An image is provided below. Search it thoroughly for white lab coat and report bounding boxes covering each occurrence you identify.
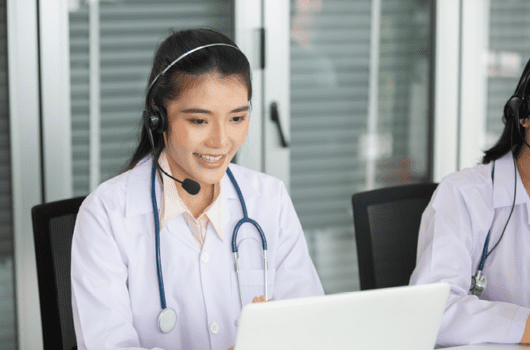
[410,152,530,347]
[71,157,324,350]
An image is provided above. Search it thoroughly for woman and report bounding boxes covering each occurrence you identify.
[71,29,324,350]
[410,58,530,347]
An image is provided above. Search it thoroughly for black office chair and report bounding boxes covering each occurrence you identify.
[32,196,86,350]
[352,183,437,290]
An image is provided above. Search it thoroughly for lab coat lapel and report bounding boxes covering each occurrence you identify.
[224,164,260,201]
[493,153,527,209]
[125,157,160,218]
[124,157,199,252]
[165,216,201,253]
[492,153,530,226]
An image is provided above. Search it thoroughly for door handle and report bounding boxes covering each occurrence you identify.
[270,102,288,148]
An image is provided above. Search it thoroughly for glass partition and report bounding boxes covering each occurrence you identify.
[289,0,433,293]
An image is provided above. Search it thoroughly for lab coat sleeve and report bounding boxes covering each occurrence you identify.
[272,182,325,299]
[71,192,167,350]
[409,176,530,347]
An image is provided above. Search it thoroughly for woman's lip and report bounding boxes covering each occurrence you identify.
[193,153,226,167]
[195,153,225,157]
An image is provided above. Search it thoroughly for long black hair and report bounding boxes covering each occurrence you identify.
[124,28,252,171]
[482,57,530,164]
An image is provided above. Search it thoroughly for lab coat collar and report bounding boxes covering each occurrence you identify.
[224,164,260,200]
[125,157,159,218]
[492,152,528,210]
[125,158,260,218]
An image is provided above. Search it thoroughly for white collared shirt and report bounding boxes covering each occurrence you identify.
[410,152,530,347]
[158,151,224,249]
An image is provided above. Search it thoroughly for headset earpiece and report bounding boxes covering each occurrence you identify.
[149,105,168,134]
[507,95,523,118]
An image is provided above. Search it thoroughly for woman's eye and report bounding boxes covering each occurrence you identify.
[231,116,246,122]
[191,119,206,125]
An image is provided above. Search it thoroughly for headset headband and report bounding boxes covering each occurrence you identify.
[146,43,240,100]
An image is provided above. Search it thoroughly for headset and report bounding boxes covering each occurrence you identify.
[470,63,530,296]
[143,43,240,195]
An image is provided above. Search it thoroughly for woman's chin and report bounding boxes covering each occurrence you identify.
[190,166,229,187]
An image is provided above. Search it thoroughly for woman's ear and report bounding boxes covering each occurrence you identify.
[520,118,529,128]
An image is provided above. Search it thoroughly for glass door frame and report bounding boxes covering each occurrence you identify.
[8,0,43,349]
[433,0,490,181]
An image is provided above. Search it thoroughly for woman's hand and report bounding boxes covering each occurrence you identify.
[521,315,530,344]
[227,347,234,350]
[252,295,274,303]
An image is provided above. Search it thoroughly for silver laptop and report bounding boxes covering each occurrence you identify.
[235,283,449,350]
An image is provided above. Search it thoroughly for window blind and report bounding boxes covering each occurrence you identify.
[486,1,530,145]
[0,0,16,347]
[290,0,432,294]
[69,0,233,196]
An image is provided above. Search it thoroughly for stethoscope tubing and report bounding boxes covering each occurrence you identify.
[151,164,269,322]
[478,232,490,272]
[473,156,517,296]
[151,166,168,310]
[226,167,269,305]
[226,168,267,252]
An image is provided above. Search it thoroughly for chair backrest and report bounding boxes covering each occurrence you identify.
[351,183,437,290]
[32,196,86,350]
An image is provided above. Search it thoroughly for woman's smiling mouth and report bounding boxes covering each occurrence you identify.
[194,153,224,162]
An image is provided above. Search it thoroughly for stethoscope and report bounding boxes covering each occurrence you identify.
[470,158,517,297]
[150,164,268,333]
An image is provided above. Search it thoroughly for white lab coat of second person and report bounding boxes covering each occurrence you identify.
[71,157,324,350]
[410,152,530,347]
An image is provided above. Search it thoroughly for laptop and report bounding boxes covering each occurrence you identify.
[234,283,449,350]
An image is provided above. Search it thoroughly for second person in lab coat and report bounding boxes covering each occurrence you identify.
[410,57,530,347]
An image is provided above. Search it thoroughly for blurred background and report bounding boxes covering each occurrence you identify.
[1,0,527,348]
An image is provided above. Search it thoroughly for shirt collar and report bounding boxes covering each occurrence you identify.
[492,152,528,209]
[158,151,224,240]
[125,155,261,219]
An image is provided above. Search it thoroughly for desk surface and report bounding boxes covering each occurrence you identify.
[444,345,530,349]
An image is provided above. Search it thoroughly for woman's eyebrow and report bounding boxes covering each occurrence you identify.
[181,108,211,114]
[180,105,249,114]
[231,105,249,113]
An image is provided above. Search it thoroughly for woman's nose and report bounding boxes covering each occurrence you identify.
[208,122,227,148]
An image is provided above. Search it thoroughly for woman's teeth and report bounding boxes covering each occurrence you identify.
[194,153,223,162]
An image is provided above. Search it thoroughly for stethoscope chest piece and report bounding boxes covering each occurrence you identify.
[470,270,487,297]
[158,308,177,333]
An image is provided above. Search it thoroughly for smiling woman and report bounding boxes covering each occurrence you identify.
[70,28,324,350]
[163,75,250,217]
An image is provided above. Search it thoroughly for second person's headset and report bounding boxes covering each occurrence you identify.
[470,61,530,296]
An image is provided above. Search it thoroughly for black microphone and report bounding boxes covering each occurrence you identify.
[146,128,201,195]
[181,178,201,195]
[157,165,201,195]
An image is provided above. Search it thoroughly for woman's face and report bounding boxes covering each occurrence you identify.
[163,74,249,187]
